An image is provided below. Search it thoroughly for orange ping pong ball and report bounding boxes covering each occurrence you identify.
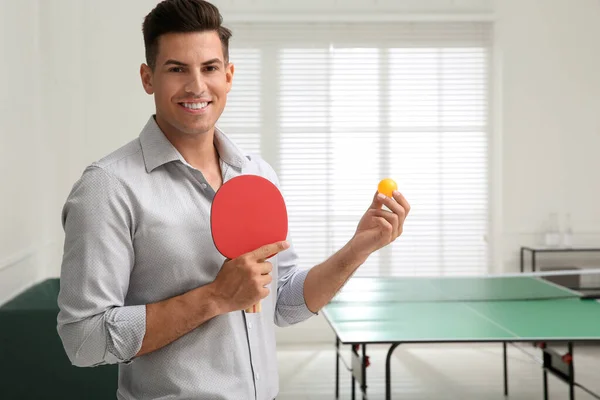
[378,178,397,198]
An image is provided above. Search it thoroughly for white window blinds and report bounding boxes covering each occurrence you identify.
[218,21,492,276]
[217,48,262,155]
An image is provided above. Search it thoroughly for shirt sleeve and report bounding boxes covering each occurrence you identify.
[57,165,146,367]
[274,242,317,327]
[248,155,317,327]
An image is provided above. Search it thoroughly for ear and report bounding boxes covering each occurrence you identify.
[140,64,154,95]
[225,62,234,94]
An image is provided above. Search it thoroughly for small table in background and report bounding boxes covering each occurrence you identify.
[520,246,600,273]
[520,246,600,294]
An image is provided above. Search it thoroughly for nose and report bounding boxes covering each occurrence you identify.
[184,71,207,96]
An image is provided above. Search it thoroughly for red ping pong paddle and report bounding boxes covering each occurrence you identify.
[210,174,288,313]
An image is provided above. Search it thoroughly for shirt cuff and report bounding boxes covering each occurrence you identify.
[276,269,318,326]
[105,304,146,364]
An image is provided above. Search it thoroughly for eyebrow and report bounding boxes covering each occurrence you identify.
[163,58,223,67]
[202,58,223,66]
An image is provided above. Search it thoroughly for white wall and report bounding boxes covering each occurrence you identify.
[36,0,156,281]
[1,0,599,343]
[495,0,600,273]
[212,0,493,20]
[0,0,45,305]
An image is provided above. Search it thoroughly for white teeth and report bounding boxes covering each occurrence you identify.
[182,102,208,110]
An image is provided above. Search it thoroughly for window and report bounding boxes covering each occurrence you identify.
[217,48,262,155]
[218,22,492,276]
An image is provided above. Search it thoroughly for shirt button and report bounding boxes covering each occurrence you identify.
[201,183,207,189]
[248,322,252,329]
[255,373,260,381]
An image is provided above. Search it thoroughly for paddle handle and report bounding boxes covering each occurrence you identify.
[245,302,262,313]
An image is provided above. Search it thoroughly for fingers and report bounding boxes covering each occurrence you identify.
[252,272,272,303]
[378,190,410,216]
[258,286,271,300]
[370,190,410,216]
[235,256,273,276]
[378,196,405,232]
[369,191,387,210]
[371,190,408,236]
[392,191,411,216]
[370,209,400,238]
[256,272,273,288]
[258,261,273,275]
[380,195,405,222]
[249,240,290,262]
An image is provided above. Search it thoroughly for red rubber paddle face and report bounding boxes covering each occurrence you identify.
[210,175,288,259]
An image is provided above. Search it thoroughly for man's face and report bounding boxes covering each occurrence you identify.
[140,31,234,138]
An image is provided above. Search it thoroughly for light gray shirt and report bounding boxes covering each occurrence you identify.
[57,116,316,400]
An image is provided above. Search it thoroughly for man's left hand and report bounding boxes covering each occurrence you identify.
[349,190,410,262]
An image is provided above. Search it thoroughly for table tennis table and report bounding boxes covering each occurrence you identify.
[322,275,600,400]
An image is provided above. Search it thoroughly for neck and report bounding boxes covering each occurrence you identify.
[172,133,219,171]
[155,116,219,171]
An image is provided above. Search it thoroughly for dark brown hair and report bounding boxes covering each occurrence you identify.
[142,0,232,70]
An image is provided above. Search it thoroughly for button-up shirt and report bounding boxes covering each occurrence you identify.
[57,116,316,400]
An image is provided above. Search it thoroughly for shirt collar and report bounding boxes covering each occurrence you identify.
[139,116,248,173]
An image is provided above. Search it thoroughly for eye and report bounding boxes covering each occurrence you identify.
[169,67,184,73]
[204,66,218,72]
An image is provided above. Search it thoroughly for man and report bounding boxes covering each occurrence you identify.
[57,0,410,399]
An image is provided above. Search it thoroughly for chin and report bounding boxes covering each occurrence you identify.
[165,115,211,135]
[180,123,214,135]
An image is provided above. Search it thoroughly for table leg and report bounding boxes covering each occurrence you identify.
[335,337,340,399]
[520,248,524,273]
[543,369,549,400]
[503,342,508,396]
[386,343,401,400]
[352,344,357,400]
[362,344,367,400]
[569,342,575,400]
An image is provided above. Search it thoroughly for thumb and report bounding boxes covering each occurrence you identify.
[369,191,386,210]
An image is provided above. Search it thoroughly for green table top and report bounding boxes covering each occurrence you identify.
[322,276,600,344]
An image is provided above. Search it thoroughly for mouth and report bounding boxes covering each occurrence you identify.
[178,101,212,114]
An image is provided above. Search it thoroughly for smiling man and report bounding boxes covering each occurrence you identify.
[56,1,409,399]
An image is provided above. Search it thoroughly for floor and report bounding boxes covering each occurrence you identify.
[276,342,600,399]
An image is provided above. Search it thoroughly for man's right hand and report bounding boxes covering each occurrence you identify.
[211,240,290,314]
[135,242,289,358]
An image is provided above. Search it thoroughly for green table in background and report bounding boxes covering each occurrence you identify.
[0,279,117,399]
[323,275,600,400]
